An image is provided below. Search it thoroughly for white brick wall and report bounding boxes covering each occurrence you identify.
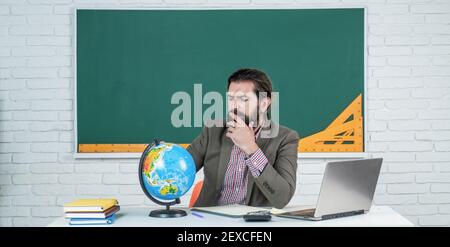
[1,0,450,227]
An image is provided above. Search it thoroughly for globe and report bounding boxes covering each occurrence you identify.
[138,140,196,217]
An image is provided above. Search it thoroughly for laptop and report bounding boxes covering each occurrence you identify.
[277,158,383,221]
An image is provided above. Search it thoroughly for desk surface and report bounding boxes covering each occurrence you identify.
[48,206,413,227]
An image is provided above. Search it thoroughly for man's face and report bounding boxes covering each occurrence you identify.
[227,81,260,127]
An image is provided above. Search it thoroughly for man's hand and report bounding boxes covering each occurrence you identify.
[226,112,259,156]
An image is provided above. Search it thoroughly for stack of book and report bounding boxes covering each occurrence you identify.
[64,198,120,225]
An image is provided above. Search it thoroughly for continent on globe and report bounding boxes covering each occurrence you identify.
[160,184,178,196]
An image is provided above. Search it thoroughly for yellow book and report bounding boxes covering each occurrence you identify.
[64,198,118,212]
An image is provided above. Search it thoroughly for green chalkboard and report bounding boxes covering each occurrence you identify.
[76,8,365,152]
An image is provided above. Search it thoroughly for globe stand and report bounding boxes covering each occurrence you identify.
[139,139,189,218]
[149,204,187,218]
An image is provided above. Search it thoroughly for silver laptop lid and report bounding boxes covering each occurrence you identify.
[314,158,383,218]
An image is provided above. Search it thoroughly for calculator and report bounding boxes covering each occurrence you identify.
[243,211,272,222]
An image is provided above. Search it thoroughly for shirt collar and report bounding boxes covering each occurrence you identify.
[254,120,264,139]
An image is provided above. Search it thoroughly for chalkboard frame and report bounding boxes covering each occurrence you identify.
[73,6,369,159]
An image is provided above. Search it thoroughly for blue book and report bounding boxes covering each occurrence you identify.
[69,214,116,225]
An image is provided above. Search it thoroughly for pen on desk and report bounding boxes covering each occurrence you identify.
[191,212,204,218]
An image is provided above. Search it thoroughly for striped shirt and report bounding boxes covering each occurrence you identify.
[218,127,269,205]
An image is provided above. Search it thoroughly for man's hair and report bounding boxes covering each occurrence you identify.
[227,68,273,98]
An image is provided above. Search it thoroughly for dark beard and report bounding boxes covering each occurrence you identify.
[229,108,258,127]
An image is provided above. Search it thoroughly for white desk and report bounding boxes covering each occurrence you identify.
[48,206,413,227]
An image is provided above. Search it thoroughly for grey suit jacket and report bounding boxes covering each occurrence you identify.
[187,121,299,209]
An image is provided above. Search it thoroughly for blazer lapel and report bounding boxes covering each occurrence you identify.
[245,121,273,205]
[215,129,233,197]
